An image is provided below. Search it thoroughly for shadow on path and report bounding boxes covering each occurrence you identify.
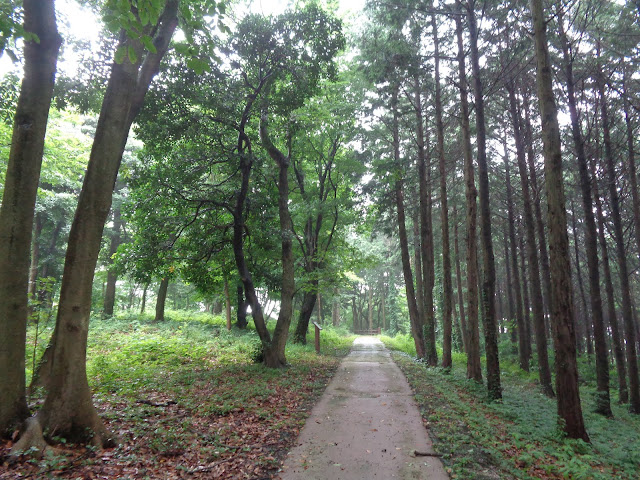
[277,337,449,479]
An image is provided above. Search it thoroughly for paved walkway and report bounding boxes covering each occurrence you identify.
[278,337,449,480]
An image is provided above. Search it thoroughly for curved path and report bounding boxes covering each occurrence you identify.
[277,337,449,479]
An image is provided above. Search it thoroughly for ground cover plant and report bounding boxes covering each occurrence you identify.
[381,334,640,480]
[0,313,354,479]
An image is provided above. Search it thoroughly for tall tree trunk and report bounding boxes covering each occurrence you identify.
[519,234,532,361]
[570,204,590,356]
[467,0,501,400]
[454,206,468,354]
[591,154,628,403]
[414,76,436,365]
[503,227,517,348]
[17,3,182,449]
[597,61,640,413]
[295,289,317,344]
[623,75,640,265]
[433,13,453,368]
[523,97,552,325]
[455,8,481,382]
[413,211,425,330]
[260,108,295,368]
[529,0,589,441]
[508,85,554,396]
[155,277,169,322]
[103,206,122,317]
[504,146,529,372]
[0,0,61,436]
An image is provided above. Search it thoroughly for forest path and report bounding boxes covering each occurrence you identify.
[277,337,449,480]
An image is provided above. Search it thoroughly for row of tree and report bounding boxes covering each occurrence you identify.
[355,0,640,442]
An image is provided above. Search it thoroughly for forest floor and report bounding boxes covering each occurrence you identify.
[278,336,449,480]
[382,335,640,480]
[0,312,355,479]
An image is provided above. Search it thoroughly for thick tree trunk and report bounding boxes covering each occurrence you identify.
[508,85,554,396]
[433,13,453,368]
[529,0,589,441]
[467,0,501,399]
[597,65,640,413]
[294,288,317,345]
[504,149,529,372]
[0,0,61,436]
[21,3,180,448]
[155,277,169,322]
[455,10,481,382]
[260,109,295,368]
[413,212,425,331]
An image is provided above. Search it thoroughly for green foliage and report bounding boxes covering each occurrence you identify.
[389,347,640,479]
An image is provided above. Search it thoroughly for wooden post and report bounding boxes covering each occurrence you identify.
[313,321,323,354]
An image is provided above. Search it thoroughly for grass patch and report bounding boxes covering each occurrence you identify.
[4,311,353,479]
[382,333,640,479]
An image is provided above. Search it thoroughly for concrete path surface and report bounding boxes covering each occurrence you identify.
[277,337,449,480]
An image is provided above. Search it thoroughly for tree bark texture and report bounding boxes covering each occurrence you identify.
[155,277,169,322]
[508,85,554,397]
[597,66,640,413]
[415,76,436,365]
[467,0,501,399]
[260,109,295,368]
[529,0,589,441]
[455,9,481,382]
[0,0,61,435]
[103,206,122,317]
[433,13,453,368]
[453,206,468,354]
[30,2,180,446]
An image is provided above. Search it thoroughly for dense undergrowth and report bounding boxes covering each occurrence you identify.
[381,333,640,480]
[1,311,355,479]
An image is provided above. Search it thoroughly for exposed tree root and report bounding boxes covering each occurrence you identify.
[9,413,118,457]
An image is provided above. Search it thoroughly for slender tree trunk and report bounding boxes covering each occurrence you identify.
[140,283,148,314]
[103,206,122,317]
[28,214,43,306]
[523,98,552,326]
[508,84,554,396]
[591,154,628,403]
[529,0,589,441]
[503,227,517,348]
[0,0,61,436]
[519,234,532,361]
[597,62,640,413]
[368,287,373,331]
[454,206,468,354]
[332,287,340,327]
[570,204,591,356]
[455,8,481,381]
[155,278,169,322]
[467,0,501,400]
[413,212,425,332]
[504,147,529,372]
[623,76,640,265]
[224,277,232,331]
[433,13,453,368]
[414,76,436,365]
